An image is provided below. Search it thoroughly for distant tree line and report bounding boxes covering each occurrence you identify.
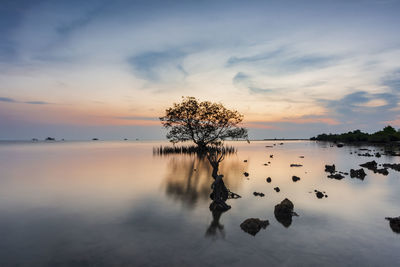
[310,126,400,143]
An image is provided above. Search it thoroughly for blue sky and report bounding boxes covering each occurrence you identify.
[1,0,400,140]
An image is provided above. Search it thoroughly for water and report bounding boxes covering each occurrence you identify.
[0,141,399,266]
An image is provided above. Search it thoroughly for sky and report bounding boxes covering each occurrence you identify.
[1,0,400,140]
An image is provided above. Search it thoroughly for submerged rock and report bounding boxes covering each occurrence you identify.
[360,160,378,170]
[385,217,400,234]
[274,198,298,228]
[327,173,345,180]
[266,177,272,183]
[325,164,336,173]
[292,176,301,182]
[253,192,265,197]
[350,168,367,180]
[290,164,303,167]
[240,218,269,236]
[383,163,400,172]
[360,160,389,175]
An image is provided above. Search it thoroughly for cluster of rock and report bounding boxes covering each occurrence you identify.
[359,160,389,175]
[382,163,400,172]
[290,164,303,167]
[253,192,265,197]
[350,168,367,180]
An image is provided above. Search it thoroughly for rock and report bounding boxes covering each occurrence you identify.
[375,152,381,158]
[266,177,272,183]
[350,168,367,179]
[244,160,247,162]
[124,138,128,141]
[270,155,273,158]
[45,137,55,141]
[299,156,304,158]
[274,187,280,192]
[274,198,298,228]
[383,163,400,172]
[327,173,345,180]
[280,143,284,145]
[316,191,324,198]
[360,160,389,175]
[360,160,377,170]
[385,217,400,233]
[243,172,249,177]
[337,143,344,147]
[375,168,389,175]
[92,138,98,141]
[265,145,273,148]
[32,138,38,141]
[263,163,268,166]
[325,164,336,173]
[290,164,303,167]
[253,192,265,197]
[358,153,373,157]
[240,218,269,236]
[292,176,301,182]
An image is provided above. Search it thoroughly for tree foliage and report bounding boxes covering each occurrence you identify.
[160,97,248,148]
[310,126,400,143]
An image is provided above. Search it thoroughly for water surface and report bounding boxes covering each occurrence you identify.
[0,141,399,266]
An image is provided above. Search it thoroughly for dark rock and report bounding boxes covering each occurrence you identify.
[350,168,367,180]
[337,143,344,147]
[358,153,373,157]
[316,191,324,198]
[253,192,265,197]
[263,163,268,166]
[327,173,345,180]
[290,164,303,167]
[299,156,304,158]
[92,138,98,141]
[243,172,249,177]
[280,143,284,145]
[375,168,389,175]
[240,218,269,236]
[244,160,247,162]
[375,152,381,158]
[292,176,301,182]
[32,138,38,141]
[274,198,298,228]
[360,160,377,170]
[266,177,272,183]
[383,163,400,172]
[385,217,400,234]
[45,137,55,141]
[274,187,280,192]
[265,145,273,148]
[325,164,336,173]
[270,155,273,158]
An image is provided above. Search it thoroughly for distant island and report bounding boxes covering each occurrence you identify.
[310,126,400,143]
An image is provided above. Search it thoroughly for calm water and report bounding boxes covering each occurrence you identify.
[0,140,399,266]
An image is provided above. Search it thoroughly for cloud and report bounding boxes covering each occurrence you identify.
[116,116,157,121]
[0,97,51,105]
[0,97,16,102]
[128,49,187,82]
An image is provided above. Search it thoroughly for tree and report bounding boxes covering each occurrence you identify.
[160,97,248,150]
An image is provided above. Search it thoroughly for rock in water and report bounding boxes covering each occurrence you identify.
[360,160,377,170]
[240,218,269,236]
[383,163,400,172]
[327,173,345,180]
[274,187,280,192]
[243,172,249,177]
[253,192,265,197]
[292,176,301,182]
[266,177,272,183]
[350,168,367,180]
[385,217,400,234]
[325,164,336,173]
[290,164,303,167]
[274,198,298,228]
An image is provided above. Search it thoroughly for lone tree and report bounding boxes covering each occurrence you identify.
[160,97,248,150]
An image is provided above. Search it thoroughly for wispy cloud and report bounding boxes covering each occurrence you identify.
[0,96,51,105]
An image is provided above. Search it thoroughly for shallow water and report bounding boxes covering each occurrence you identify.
[0,140,399,266]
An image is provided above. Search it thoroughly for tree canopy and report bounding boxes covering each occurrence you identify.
[160,97,248,148]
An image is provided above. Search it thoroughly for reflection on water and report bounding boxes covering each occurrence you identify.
[162,154,244,208]
[0,141,400,266]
